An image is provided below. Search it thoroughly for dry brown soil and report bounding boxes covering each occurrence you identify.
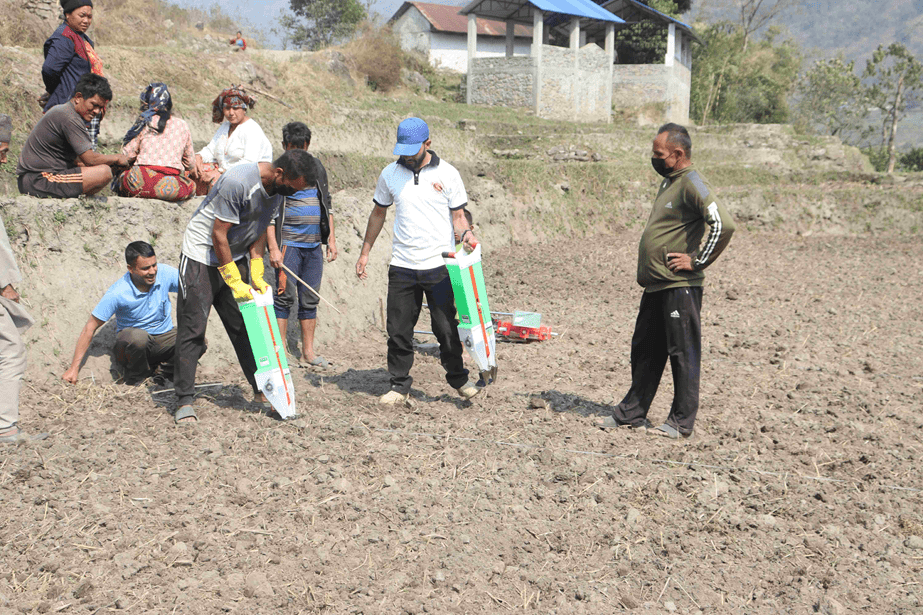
[2,230,922,614]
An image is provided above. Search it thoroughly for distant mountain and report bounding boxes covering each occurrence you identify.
[693,0,923,64]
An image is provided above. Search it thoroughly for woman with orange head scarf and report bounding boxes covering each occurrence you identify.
[191,86,272,195]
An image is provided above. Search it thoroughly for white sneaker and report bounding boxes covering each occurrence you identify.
[456,381,483,400]
[379,390,409,405]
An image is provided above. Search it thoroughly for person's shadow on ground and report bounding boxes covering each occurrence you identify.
[149,383,252,415]
[527,390,613,418]
[298,367,477,410]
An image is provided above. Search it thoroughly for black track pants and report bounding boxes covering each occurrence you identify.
[174,255,258,407]
[612,286,702,434]
[386,265,469,395]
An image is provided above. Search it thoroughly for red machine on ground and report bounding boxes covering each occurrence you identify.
[417,308,556,343]
[492,311,555,342]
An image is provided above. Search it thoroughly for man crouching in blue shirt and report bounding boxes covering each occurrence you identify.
[63,241,178,385]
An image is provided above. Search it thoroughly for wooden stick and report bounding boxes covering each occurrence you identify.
[246,85,293,109]
[281,263,343,315]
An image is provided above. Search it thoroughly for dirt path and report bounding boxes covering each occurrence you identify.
[2,230,921,614]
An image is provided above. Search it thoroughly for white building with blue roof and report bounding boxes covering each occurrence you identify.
[405,0,699,123]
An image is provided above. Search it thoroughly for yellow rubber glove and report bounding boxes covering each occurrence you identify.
[218,261,254,302]
[249,258,271,295]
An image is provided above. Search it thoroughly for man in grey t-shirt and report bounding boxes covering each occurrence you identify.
[173,151,315,424]
[16,74,129,198]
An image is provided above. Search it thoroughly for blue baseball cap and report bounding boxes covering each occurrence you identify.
[393,117,429,156]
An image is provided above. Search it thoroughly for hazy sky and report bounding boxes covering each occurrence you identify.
[178,0,467,47]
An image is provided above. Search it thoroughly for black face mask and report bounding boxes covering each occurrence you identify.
[651,156,673,177]
[272,181,298,197]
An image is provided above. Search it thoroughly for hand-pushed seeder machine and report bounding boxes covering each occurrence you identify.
[417,243,557,386]
[239,289,297,419]
[442,243,498,386]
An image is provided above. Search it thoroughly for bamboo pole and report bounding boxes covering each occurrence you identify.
[280,263,342,314]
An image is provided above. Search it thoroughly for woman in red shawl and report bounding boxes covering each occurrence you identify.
[40,0,106,147]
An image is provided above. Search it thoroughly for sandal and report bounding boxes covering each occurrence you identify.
[174,405,198,425]
[304,356,330,369]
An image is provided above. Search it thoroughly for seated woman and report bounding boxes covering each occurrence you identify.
[114,82,196,201]
[193,86,272,195]
[230,31,247,51]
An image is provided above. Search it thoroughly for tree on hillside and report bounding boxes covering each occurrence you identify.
[279,0,367,50]
[613,0,685,65]
[863,43,923,174]
[699,0,798,51]
[690,23,800,124]
[795,56,870,141]
[635,0,692,13]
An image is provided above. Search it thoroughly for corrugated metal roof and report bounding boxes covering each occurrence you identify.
[392,1,534,37]
[460,0,625,25]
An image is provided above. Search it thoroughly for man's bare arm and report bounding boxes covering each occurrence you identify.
[78,149,131,168]
[355,205,387,279]
[62,315,105,384]
[451,208,478,251]
[212,219,235,266]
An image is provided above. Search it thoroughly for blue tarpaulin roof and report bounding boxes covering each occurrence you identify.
[460,0,625,26]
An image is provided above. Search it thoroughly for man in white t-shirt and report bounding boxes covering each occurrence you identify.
[356,117,481,405]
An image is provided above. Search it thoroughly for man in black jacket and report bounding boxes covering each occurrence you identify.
[266,122,338,368]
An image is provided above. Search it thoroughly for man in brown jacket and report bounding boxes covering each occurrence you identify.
[598,123,736,439]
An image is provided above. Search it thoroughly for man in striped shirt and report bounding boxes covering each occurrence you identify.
[266,122,337,367]
[598,123,736,439]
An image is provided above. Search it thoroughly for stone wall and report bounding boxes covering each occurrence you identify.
[468,44,611,122]
[612,62,690,123]
[537,44,610,123]
[468,56,534,108]
[667,62,691,124]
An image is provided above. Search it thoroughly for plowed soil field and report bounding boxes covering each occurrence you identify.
[2,230,922,614]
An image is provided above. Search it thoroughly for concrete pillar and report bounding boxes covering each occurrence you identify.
[569,17,580,48]
[579,31,587,47]
[605,23,614,124]
[569,18,580,119]
[532,10,543,116]
[505,20,515,57]
[466,13,477,104]
[665,22,675,67]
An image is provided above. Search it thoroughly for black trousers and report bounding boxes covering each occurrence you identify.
[386,265,468,394]
[174,255,258,407]
[613,286,702,434]
[113,327,176,383]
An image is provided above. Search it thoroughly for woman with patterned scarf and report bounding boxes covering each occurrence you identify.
[112,83,197,202]
[191,86,273,196]
[40,0,106,148]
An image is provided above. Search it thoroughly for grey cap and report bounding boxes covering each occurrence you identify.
[0,114,11,143]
